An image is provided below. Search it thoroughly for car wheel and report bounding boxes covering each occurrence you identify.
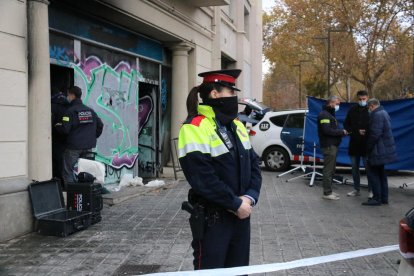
[262,146,290,172]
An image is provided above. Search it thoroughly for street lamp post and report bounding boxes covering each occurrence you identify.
[412,0,414,92]
[327,29,347,96]
[314,28,347,97]
[293,60,310,108]
[327,30,331,97]
[293,64,300,108]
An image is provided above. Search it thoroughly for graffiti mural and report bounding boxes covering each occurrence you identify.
[75,56,139,170]
[137,83,158,178]
[50,46,73,63]
[76,62,156,183]
[50,35,163,183]
[49,33,75,64]
[160,66,172,168]
[161,79,168,112]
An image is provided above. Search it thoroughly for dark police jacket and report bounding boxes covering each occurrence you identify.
[344,104,369,156]
[317,106,344,148]
[367,106,397,166]
[56,98,103,150]
[51,92,69,146]
[178,105,262,212]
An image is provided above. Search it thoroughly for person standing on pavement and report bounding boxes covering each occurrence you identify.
[56,86,104,188]
[344,90,371,198]
[362,98,397,206]
[317,96,348,200]
[178,69,262,270]
[51,86,69,183]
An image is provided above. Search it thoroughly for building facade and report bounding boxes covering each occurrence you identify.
[0,0,262,242]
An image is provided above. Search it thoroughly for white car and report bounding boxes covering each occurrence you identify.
[238,98,271,125]
[249,109,307,171]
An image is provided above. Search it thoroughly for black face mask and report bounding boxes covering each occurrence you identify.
[203,96,239,125]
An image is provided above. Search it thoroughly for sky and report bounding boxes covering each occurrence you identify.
[261,0,277,75]
[262,0,276,12]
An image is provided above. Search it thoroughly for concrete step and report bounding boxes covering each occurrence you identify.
[159,166,185,180]
[102,180,179,206]
[101,166,186,206]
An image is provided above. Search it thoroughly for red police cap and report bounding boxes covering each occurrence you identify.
[198,69,242,91]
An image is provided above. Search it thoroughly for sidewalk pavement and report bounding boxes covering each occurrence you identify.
[0,169,413,276]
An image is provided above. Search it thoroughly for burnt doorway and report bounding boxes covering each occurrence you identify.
[50,64,74,94]
[50,64,74,181]
[138,82,159,178]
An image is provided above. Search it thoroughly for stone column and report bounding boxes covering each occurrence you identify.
[27,0,52,181]
[235,3,245,96]
[211,7,222,69]
[170,43,192,140]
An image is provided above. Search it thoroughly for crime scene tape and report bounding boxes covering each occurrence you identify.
[142,244,399,276]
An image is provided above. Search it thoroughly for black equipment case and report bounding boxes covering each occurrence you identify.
[67,182,103,224]
[28,179,92,237]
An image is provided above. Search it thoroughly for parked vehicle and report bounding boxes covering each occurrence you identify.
[398,207,414,276]
[249,109,307,171]
[238,98,271,125]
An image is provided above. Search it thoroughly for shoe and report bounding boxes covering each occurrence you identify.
[322,194,340,200]
[368,191,373,199]
[361,199,381,206]
[332,192,340,197]
[347,190,360,197]
[382,201,389,205]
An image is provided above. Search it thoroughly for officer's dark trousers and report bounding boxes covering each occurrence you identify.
[62,149,89,187]
[321,145,338,195]
[192,212,250,270]
[52,142,65,181]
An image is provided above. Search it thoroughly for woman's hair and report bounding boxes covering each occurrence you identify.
[185,82,224,120]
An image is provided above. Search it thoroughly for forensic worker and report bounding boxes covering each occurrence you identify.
[56,86,103,188]
[317,96,347,200]
[178,69,262,270]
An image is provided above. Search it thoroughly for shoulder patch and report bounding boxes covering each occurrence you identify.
[190,116,206,127]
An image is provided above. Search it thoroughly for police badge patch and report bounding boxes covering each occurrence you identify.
[78,110,93,124]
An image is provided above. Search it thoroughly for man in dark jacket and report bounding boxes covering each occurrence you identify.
[362,98,397,206]
[318,96,347,200]
[56,86,104,187]
[344,90,370,197]
[51,87,69,182]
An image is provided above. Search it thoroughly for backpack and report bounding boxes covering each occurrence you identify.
[77,172,96,183]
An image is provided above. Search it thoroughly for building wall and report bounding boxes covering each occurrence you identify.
[0,0,263,242]
[76,0,263,137]
[101,0,262,96]
[0,0,28,179]
[0,0,32,242]
[250,0,263,102]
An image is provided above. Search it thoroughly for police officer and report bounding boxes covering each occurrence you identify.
[317,96,347,200]
[56,86,103,187]
[51,86,69,182]
[178,69,262,270]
